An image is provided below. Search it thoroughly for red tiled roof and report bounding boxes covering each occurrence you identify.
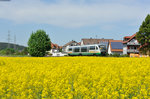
[123,33,136,44]
[82,38,113,45]
[109,40,123,42]
[59,46,63,49]
[124,36,131,39]
[51,43,54,48]
[51,43,60,49]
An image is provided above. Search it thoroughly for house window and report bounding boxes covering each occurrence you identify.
[130,46,136,49]
[134,46,137,49]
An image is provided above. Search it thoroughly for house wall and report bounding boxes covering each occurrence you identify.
[49,49,59,54]
[108,44,111,54]
[127,39,139,45]
[65,46,69,52]
[62,46,70,52]
[130,39,138,43]
[81,40,84,45]
[123,44,127,55]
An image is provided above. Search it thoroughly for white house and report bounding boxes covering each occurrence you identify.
[122,33,140,55]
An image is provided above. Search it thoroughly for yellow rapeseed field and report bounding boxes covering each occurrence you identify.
[0,57,150,99]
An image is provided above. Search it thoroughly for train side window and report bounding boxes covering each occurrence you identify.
[68,48,72,51]
[74,47,80,52]
[81,47,87,52]
[89,46,95,50]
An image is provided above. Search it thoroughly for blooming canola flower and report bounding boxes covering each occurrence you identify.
[0,57,150,98]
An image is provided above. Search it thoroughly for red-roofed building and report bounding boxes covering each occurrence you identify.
[51,43,60,49]
[81,38,113,45]
[50,43,61,53]
[123,33,140,55]
[47,43,68,56]
[108,40,123,55]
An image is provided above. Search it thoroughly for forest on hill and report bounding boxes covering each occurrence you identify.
[0,42,26,51]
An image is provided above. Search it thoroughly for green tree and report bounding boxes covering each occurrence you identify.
[136,14,150,54]
[21,48,28,55]
[28,30,51,57]
[0,48,15,55]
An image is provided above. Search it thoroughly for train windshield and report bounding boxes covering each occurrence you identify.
[99,45,106,50]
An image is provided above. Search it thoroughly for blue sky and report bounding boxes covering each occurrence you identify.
[0,0,150,46]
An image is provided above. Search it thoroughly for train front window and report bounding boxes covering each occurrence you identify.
[99,45,106,50]
[74,47,80,52]
[68,48,72,51]
[90,46,95,50]
[81,47,87,52]
[96,46,98,50]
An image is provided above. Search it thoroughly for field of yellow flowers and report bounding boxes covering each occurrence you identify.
[0,57,150,99]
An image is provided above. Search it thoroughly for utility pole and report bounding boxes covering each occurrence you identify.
[7,31,10,49]
[14,34,16,50]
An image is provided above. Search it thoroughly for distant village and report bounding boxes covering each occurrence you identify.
[50,33,148,57]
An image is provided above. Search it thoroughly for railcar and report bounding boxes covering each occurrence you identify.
[67,44,106,56]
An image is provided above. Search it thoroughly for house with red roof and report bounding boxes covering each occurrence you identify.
[47,43,68,56]
[108,40,123,55]
[81,38,113,45]
[50,43,61,53]
[122,33,141,55]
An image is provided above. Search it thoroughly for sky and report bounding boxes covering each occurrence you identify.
[0,0,150,46]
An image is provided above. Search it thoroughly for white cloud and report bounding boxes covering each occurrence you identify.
[0,0,149,28]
